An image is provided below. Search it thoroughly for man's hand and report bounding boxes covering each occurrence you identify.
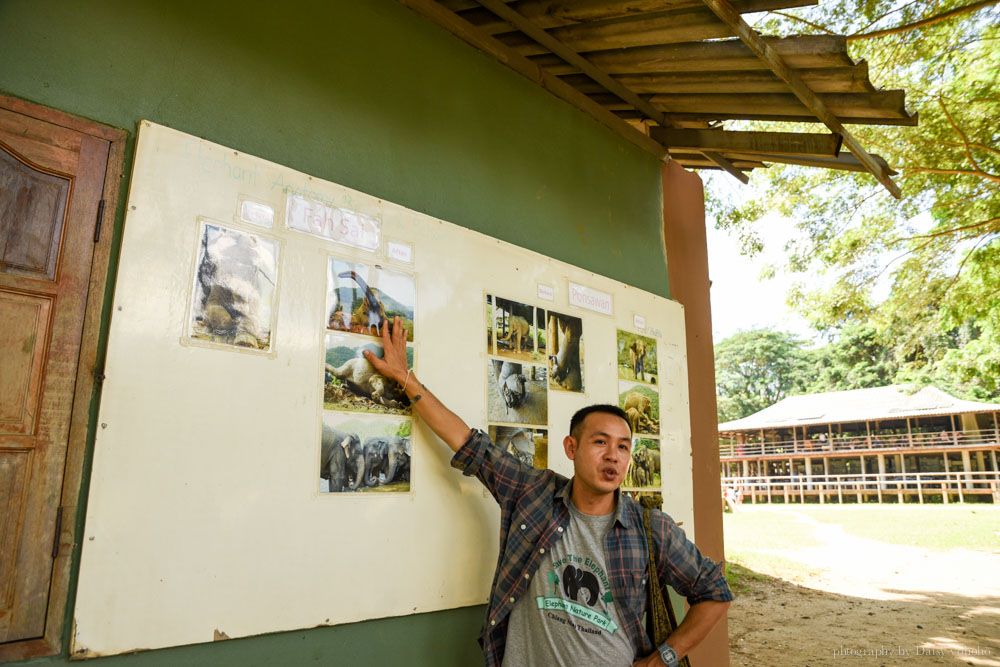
[364,316,408,385]
[633,652,665,666]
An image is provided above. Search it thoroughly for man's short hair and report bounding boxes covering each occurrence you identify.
[569,404,631,440]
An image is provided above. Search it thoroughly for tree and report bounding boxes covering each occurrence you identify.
[806,324,897,393]
[708,0,1000,400]
[714,329,812,422]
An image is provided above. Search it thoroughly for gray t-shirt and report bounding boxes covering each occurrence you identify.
[502,500,635,666]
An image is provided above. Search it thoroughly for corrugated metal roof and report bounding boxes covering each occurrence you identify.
[718,385,1000,432]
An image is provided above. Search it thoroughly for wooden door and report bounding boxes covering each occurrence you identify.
[0,96,123,659]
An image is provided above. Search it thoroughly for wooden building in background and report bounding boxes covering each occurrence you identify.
[719,385,1000,504]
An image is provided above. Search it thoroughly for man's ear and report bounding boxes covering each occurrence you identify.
[563,435,577,461]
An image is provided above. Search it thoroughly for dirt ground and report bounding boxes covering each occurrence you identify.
[728,507,1000,666]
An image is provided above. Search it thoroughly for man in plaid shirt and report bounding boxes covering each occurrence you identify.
[368,318,732,666]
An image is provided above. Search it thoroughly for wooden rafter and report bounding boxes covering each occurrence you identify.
[727,151,898,174]
[699,0,902,198]
[652,128,842,156]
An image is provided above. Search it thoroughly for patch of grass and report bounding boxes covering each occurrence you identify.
[724,562,770,595]
[723,509,825,551]
[790,505,1000,552]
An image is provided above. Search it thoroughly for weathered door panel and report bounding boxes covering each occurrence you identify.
[0,99,120,658]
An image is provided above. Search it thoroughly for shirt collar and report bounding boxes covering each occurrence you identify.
[558,478,629,527]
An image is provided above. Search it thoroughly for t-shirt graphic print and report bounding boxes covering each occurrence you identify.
[502,500,634,666]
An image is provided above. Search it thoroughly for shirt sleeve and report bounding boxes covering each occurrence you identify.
[651,511,734,605]
[451,429,546,506]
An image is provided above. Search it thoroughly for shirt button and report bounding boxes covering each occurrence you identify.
[510,597,515,603]
[557,527,564,533]
[524,574,531,580]
[491,620,496,626]
[520,524,526,530]
[539,548,545,554]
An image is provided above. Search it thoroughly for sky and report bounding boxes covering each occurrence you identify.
[702,178,817,344]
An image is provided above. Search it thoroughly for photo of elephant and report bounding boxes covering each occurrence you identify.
[319,413,412,493]
[327,258,414,341]
[623,438,661,489]
[617,330,658,385]
[325,332,414,415]
[624,489,663,510]
[547,311,584,392]
[488,295,545,363]
[487,360,548,426]
[189,222,278,351]
[488,425,548,470]
[618,381,660,436]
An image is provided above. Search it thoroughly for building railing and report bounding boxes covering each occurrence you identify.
[719,428,1000,458]
[721,471,1000,504]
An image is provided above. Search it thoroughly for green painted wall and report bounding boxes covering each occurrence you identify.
[1,1,667,664]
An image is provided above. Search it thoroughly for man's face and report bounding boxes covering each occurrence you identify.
[564,412,633,497]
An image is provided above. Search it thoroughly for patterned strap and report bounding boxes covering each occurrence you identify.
[643,508,692,667]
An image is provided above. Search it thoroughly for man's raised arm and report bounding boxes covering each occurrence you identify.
[364,316,472,453]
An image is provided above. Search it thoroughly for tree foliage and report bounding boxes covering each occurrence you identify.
[714,329,812,422]
[708,0,1000,401]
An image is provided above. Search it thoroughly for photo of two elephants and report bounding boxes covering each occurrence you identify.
[189,221,279,351]
[618,381,660,436]
[623,438,661,490]
[319,414,412,493]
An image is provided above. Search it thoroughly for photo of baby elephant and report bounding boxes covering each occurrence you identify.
[489,295,545,362]
[189,222,278,351]
[325,332,414,415]
[624,438,661,489]
[319,414,412,493]
[327,258,414,341]
[617,330,658,385]
[487,360,548,426]
[618,381,660,436]
[489,425,548,469]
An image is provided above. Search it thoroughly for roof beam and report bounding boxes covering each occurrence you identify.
[727,151,898,174]
[652,128,842,156]
[396,0,668,160]
[699,0,902,198]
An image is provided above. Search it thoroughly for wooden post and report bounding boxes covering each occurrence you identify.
[898,454,906,503]
[837,476,843,504]
[962,451,973,492]
[876,454,885,503]
[857,456,864,503]
[951,414,959,445]
[821,457,829,504]
[866,420,872,449]
[917,472,924,504]
[942,454,950,504]
[906,417,913,448]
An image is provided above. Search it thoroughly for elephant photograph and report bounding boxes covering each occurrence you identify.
[326,258,414,341]
[488,425,548,469]
[487,360,548,426]
[324,332,415,416]
[618,381,660,436]
[623,438,661,490]
[616,330,658,385]
[319,413,412,493]
[487,294,546,363]
[189,222,278,351]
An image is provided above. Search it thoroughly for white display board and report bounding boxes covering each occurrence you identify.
[72,122,693,656]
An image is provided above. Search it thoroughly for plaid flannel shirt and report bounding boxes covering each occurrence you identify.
[452,430,734,666]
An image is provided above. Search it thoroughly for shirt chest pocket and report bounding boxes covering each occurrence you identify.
[508,507,546,547]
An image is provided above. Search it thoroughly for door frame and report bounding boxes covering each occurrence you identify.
[0,94,126,662]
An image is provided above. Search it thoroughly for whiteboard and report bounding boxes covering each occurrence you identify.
[72,121,693,656]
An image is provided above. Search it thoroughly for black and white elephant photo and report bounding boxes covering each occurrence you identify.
[319,414,412,493]
[190,223,278,350]
[488,425,548,469]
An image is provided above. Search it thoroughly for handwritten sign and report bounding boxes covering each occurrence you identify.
[568,282,613,316]
[286,193,380,251]
[633,314,646,331]
[387,240,413,263]
[537,284,554,301]
[240,200,274,228]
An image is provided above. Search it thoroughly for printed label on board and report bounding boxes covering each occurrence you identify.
[568,282,613,316]
[387,240,413,263]
[286,193,380,251]
[537,284,554,301]
[240,200,275,227]
[633,314,646,330]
